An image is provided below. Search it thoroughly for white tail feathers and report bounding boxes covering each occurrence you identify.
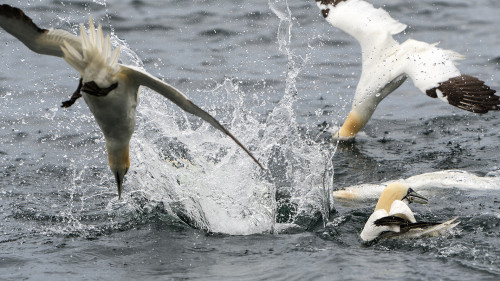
[61,16,120,85]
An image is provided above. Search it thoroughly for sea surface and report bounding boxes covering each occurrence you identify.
[0,0,499,280]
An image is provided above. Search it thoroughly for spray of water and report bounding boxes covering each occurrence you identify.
[56,0,337,235]
[264,0,335,228]
[101,0,339,234]
[106,38,275,235]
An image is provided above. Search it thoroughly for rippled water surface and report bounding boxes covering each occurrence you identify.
[0,0,499,280]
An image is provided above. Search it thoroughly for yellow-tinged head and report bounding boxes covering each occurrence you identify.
[107,143,130,199]
[333,111,364,140]
[375,182,428,212]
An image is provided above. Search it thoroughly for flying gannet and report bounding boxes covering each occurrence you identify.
[315,0,500,140]
[360,182,459,242]
[0,4,263,198]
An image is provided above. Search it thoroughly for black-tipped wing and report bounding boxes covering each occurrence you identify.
[375,215,441,232]
[377,217,460,240]
[399,40,499,114]
[374,215,411,226]
[0,4,81,57]
[426,75,500,114]
[120,65,263,169]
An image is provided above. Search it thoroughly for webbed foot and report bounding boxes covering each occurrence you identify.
[61,78,83,108]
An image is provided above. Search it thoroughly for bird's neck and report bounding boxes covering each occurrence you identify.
[335,109,370,139]
[107,143,130,173]
[375,194,398,213]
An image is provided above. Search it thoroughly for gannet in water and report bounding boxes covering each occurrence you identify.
[333,170,500,201]
[360,182,459,242]
[315,0,500,140]
[0,4,263,198]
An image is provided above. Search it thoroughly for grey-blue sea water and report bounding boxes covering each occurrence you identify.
[0,0,499,280]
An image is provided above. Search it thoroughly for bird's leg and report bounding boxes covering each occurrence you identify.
[82,81,118,97]
[61,78,83,108]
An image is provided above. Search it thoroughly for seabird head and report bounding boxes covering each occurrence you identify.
[375,182,428,212]
[333,110,366,141]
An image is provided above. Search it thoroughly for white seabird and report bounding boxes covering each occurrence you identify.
[0,4,263,198]
[315,0,500,140]
[333,170,500,202]
[360,182,459,242]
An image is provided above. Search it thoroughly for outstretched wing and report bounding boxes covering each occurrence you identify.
[425,75,499,113]
[315,0,406,56]
[400,40,499,113]
[0,4,81,57]
[120,65,263,169]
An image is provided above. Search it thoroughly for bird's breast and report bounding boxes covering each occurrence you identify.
[82,76,139,142]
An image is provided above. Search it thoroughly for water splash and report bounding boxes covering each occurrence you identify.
[265,0,335,228]
[91,0,107,6]
[113,46,275,235]
[104,0,339,233]
[35,0,336,235]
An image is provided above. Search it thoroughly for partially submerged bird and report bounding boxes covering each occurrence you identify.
[332,170,500,202]
[315,0,500,140]
[360,182,459,242]
[0,4,263,198]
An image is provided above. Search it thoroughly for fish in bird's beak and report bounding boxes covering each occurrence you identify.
[403,188,429,204]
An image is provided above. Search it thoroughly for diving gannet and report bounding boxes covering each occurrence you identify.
[0,4,263,198]
[360,182,459,242]
[315,0,500,140]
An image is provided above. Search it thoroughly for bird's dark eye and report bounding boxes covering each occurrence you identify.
[321,8,330,18]
[402,188,414,202]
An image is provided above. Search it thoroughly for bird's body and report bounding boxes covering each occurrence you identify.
[0,4,262,198]
[360,182,459,242]
[360,199,415,242]
[315,0,499,140]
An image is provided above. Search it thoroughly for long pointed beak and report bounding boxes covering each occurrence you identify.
[115,171,124,199]
[404,188,429,204]
[107,145,130,199]
[113,167,128,199]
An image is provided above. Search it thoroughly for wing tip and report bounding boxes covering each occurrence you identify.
[426,75,500,113]
[0,4,46,34]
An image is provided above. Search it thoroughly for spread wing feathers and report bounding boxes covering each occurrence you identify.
[400,40,464,94]
[120,65,264,170]
[61,17,120,85]
[426,75,500,113]
[397,40,499,113]
[316,0,407,50]
[0,4,81,57]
